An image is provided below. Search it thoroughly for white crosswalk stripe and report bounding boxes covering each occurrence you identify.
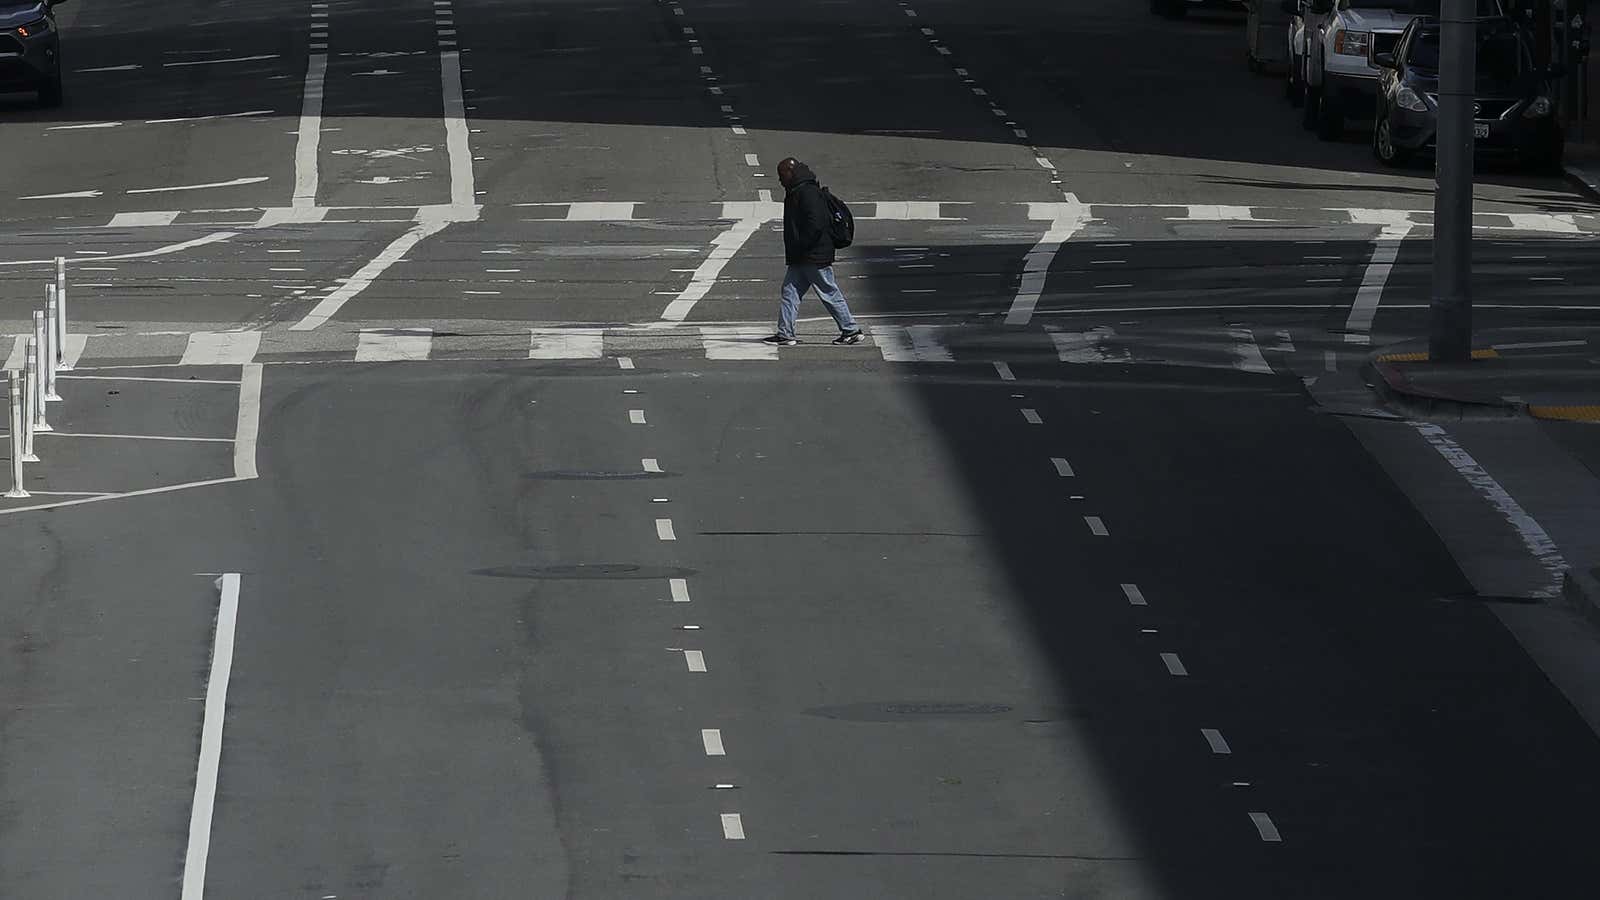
[529,327,604,359]
[873,325,954,362]
[180,331,262,366]
[355,328,432,361]
[1050,326,1130,363]
[701,326,778,360]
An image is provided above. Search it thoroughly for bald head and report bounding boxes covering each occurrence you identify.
[776,157,801,189]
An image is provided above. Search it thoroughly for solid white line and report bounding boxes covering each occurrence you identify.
[1021,408,1042,424]
[564,201,635,221]
[684,649,706,671]
[1160,652,1188,676]
[1121,583,1147,606]
[1085,516,1108,536]
[721,813,745,840]
[0,231,237,268]
[440,49,478,212]
[294,54,327,208]
[1201,728,1232,755]
[630,409,647,424]
[60,375,238,385]
[40,432,233,443]
[166,54,278,67]
[661,218,765,322]
[994,361,1015,381]
[701,728,726,755]
[1491,339,1588,351]
[1005,204,1091,325]
[78,64,142,73]
[1249,812,1282,842]
[642,457,662,473]
[292,218,450,330]
[670,578,691,603]
[529,327,604,359]
[127,176,270,195]
[1051,457,1074,477]
[147,109,274,125]
[0,475,249,517]
[656,518,676,541]
[355,328,432,362]
[1345,223,1412,338]
[234,364,262,479]
[1411,423,1569,596]
[181,573,241,900]
[48,121,121,131]
[182,332,262,366]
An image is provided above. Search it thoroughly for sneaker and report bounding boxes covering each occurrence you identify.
[832,329,864,345]
[760,334,798,346]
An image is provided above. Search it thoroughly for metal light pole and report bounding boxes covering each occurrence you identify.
[1430,0,1478,362]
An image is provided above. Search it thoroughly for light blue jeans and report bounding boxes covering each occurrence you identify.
[778,265,858,338]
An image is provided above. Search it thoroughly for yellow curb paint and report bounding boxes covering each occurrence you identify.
[1529,405,1600,423]
[1376,348,1499,363]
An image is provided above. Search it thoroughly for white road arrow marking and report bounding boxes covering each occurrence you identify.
[19,190,103,200]
[126,176,269,195]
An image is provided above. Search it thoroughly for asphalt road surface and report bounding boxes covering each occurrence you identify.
[3,1,1600,898]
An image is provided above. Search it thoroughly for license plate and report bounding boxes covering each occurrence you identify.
[1474,123,1491,139]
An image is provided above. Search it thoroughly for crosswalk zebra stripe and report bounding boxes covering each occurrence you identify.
[873,325,954,362]
[181,331,262,366]
[529,328,603,359]
[701,326,777,360]
[355,328,432,362]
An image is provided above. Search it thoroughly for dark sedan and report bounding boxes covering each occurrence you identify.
[1373,16,1562,171]
[0,0,64,107]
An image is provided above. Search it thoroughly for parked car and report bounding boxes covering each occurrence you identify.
[0,0,64,107]
[1296,1,1434,140]
[1373,16,1565,170]
[1151,0,1245,20]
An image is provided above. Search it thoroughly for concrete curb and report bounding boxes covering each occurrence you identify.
[1562,162,1600,204]
[1365,358,1526,421]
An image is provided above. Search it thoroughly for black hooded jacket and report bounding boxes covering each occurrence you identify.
[782,163,835,267]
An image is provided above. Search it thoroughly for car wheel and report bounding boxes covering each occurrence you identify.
[1373,115,1411,167]
[1316,92,1344,141]
[37,70,63,109]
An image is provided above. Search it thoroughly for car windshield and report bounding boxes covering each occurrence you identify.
[1408,28,1533,88]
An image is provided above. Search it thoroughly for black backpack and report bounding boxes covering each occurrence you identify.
[821,187,854,249]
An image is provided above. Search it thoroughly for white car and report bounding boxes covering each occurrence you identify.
[1293,0,1428,140]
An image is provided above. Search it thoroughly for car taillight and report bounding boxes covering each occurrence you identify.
[16,18,48,38]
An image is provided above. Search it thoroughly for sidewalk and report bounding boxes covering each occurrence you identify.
[1365,326,1600,626]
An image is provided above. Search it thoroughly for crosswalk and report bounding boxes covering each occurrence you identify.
[54,200,1600,236]
[23,323,1376,378]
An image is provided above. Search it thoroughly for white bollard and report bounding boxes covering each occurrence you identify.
[28,324,50,435]
[55,257,70,372]
[44,286,61,403]
[6,369,27,498]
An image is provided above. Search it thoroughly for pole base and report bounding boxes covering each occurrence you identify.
[4,489,28,499]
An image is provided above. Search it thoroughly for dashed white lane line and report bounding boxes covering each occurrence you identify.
[1249,812,1282,842]
[630,409,647,424]
[670,578,691,603]
[642,457,662,473]
[721,813,746,840]
[1084,516,1108,536]
[702,728,726,755]
[180,573,242,900]
[656,518,676,540]
[234,364,263,480]
[1160,652,1188,677]
[1201,728,1232,755]
[1051,457,1074,477]
[683,649,706,671]
[1345,222,1413,341]
[1121,583,1147,606]
[1020,408,1042,424]
[994,361,1015,381]
[618,356,635,370]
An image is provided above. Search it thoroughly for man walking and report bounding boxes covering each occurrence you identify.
[762,158,864,346]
